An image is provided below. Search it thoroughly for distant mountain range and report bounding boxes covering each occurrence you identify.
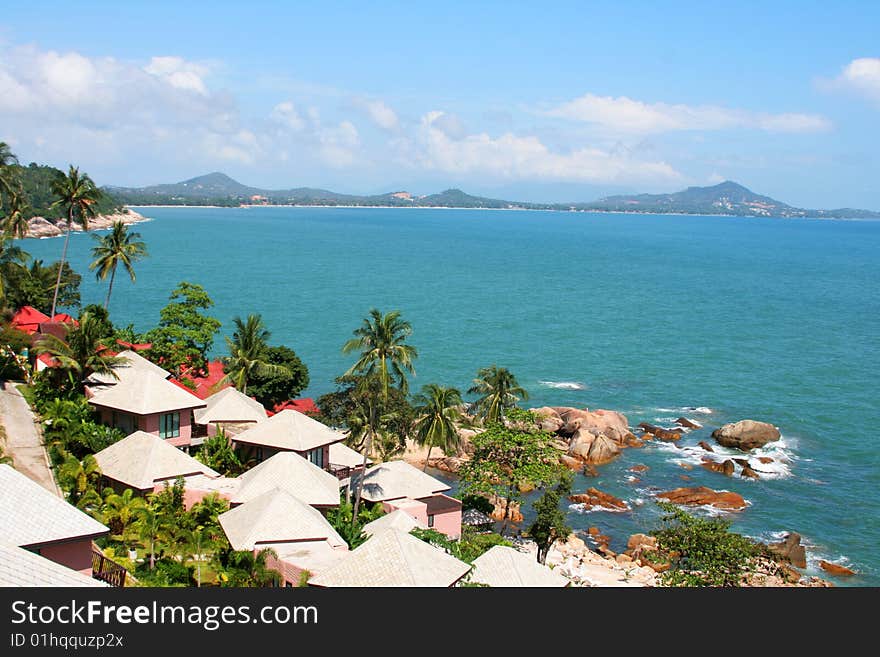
[105,173,880,219]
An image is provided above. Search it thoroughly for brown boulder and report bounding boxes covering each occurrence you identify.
[734,458,750,467]
[768,533,807,569]
[624,435,645,448]
[557,408,631,443]
[487,495,524,523]
[676,417,702,429]
[638,422,683,441]
[678,462,693,471]
[531,407,565,433]
[712,420,781,450]
[698,441,714,452]
[819,561,855,576]
[629,464,649,473]
[627,533,657,552]
[701,458,736,476]
[583,463,599,478]
[641,432,654,441]
[758,456,774,464]
[560,455,585,471]
[587,526,600,536]
[569,487,629,511]
[657,486,747,510]
[586,433,622,465]
[741,465,760,479]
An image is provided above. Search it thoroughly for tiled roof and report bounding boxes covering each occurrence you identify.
[309,528,470,587]
[0,543,108,587]
[0,465,108,548]
[88,370,205,415]
[328,441,371,468]
[194,387,267,425]
[350,460,450,503]
[233,409,344,452]
[232,452,340,507]
[362,509,426,537]
[87,350,171,385]
[470,546,570,587]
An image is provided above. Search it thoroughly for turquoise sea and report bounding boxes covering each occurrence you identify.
[21,206,880,585]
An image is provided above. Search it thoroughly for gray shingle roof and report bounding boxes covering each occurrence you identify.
[0,542,108,587]
[88,370,206,415]
[232,409,343,452]
[86,350,171,385]
[194,387,267,425]
[232,451,340,507]
[309,528,470,587]
[93,431,219,490]
[0,465,108,548]
[328,441,371,468]
[469,545,570,587]
[350,460,450,502]
[362,509,426,537]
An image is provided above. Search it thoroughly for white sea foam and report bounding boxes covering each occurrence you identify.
[539,380,587,390]
[653,433,796,480]
[567,502,630,514]
[653,406,713,415]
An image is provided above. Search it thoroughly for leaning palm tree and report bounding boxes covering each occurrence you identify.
[412,384,462,471]
[57,453,102,506]
[0,142,18,203]
[49,165,103,317]
[467,365,529,424]
[2,189,30,239]
[342,308,417,400]
[89,221,148,310]
[216,314,288,394]
[35,311,124,389]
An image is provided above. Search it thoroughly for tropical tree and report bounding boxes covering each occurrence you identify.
[3,189,31,240]
[0,142,18,204]
[246,345,309,409]
[527,473,573,564]
[412,384,462,471]
[89,221,148,310]
[34,311,123,390]
[195,430,244,476]
[57,453,102,507]
[0,236,28,307]
[215,548,280,587]
[342,309,417,399]
[217,314,287,394]
[49,165,103,317]
[467,365,529,424]
[102,488,146,550]
[136,505,164,570]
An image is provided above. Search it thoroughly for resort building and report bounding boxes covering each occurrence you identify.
[0,464,108,577]
[349,460,462,538]
[87,369,206,447]
[193,386,268,438]
[469,546,570,587]
[231,409,344,469]
[361,508,426,537]
[309,527,471,587]
[92,431,220,497]
[327,441,371,479]
[0,542,109,587]
[218,487,348,586]
[87,349,172,386]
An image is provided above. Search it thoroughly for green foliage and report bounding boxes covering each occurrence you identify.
[467,365,528,424]
[412,383,462,468]
[195,430,245,476]
[316,374,415,446]
[213,547,281,587]
[80,304,115,340]
[342,308,418,397]
[0,325,32,379]
[246,344,309,409]
[143,282,221,377]
[38,394,124,461]
[326,498,384,549]
[527,472,573,564]
[4,259,82,313]
[458,409,564,531]
[6,162,121,220]
[461,494,494,515]
[410,526,512,564]
[650,502,765,587]
[35,311,124,390]
[218,314,288,395]
[134,557,195,587]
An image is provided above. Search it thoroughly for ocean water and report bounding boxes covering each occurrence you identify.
[21,206,880,585]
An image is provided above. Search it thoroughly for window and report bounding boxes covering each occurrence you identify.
[306,447,324,468]
[111,412,137,435]
[159,412,180,439]
[428,514,435,528]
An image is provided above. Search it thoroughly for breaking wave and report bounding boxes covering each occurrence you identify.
[539,380,587,390]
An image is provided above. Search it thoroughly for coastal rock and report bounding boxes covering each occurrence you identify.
[712,420,780,450]
[758,456,774,464]
[586,434,622,465]
[587,527,601,536]
[569,487,629,512]
[25,217,63,238]
[583,463,599,478]
[701,458,736,476]
[819,561,855,576]
[768,533,807,569]
[560,455,585,471]
[629,464,649,473]
[531,407,564,433]
[657,486,747,510]
[740,465,760,479]
[25,209,147,240]
[623,435,645,448]
[488,495,524,523]
[550,439,570,451]
[733,458,750,467]
[555,408,631,444]
[616,553,633,564]
[678,462,693,471]
[676,417,702,430]
[638,422,682,441]
[641,432,654,440]
[698,441,714,452]
[626,534,657,553]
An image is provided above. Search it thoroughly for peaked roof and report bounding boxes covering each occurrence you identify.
[233,409,344,452]
[470,546,570,587]
[350,460,450,502]
[362,509,426,537]
[194,387,268,425]
[88,369,205,415]
[328,441,371,468]
[232,451,340,507]
[87,349,171,385]
[0,465,108,548]
[309,528,470,587]
[175,360,228,399]
[0,542,109,587]
[219,488,345,551]
[93,431,219,490]
[10,305,50,334]
[270,398,319,416]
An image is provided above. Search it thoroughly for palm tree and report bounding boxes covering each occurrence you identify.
[342,309,418,400]
[136,505,164,570]
[49,165,103,317]
[57,453,102,506]
[0,236,28,307]
[102,489,146,551]
[467,365,529,424]
[0,142,18,204]
[412,384,462,471]
[216,314,287,394]
[219,548,280,587]
[89,221,147,310]
[3,189,30,239]
[35,311,123,389]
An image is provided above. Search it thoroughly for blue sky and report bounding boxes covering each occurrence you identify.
[1,1,879,207]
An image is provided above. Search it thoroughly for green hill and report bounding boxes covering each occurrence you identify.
[11,163,122,219]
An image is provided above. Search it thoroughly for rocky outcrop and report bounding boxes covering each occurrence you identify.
[740,465,760,479]
[657,486,747,510]
[569,487,629,512]
[698,440,714,452]
[568,427,621,465]
[629,464,649,473]
[712,420,780,450]
[819,561,855,576]
[487,495,523,523]
[768,532,807,569]
[638,422,683,441]
[24,209,148,239]
[701,458,736,476]
[676,417,702,429]
[532,407,564,433]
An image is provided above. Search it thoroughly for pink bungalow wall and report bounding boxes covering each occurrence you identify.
[97,408,194,447]
[384,494,462,539]
[235,443,331,469]
[38,538,95,575]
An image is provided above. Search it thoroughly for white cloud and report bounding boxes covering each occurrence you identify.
[270,101,306,131]
[412,111,681,184]
[355,98,399,131]
[833,57,880,103]
[544,93,831,134]
[318,120,360,167]
[144,56,209,95]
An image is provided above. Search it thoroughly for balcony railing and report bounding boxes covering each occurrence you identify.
[92,549,127,587]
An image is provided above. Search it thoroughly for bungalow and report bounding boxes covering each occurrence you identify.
[86,349,172,386]
[0,542,109,587]
[230,451,340,508]
[469,545,570,587]
[361,508,426,537]
[87,370,206,448]
[0,464,109,576]
[193,386,267,438]
[92,431,220,498]
[232,409,344,469]
[350,460,462,538]
[218,487,348,586]
[10,305,50,335]
[309,527,471,587]
[327,441,371,479]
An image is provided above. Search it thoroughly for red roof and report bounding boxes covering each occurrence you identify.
[10,306,50,335]
[116,339,153,351]
[50,313,78,326]
[269,398,319,417]
[172,360,229,400]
